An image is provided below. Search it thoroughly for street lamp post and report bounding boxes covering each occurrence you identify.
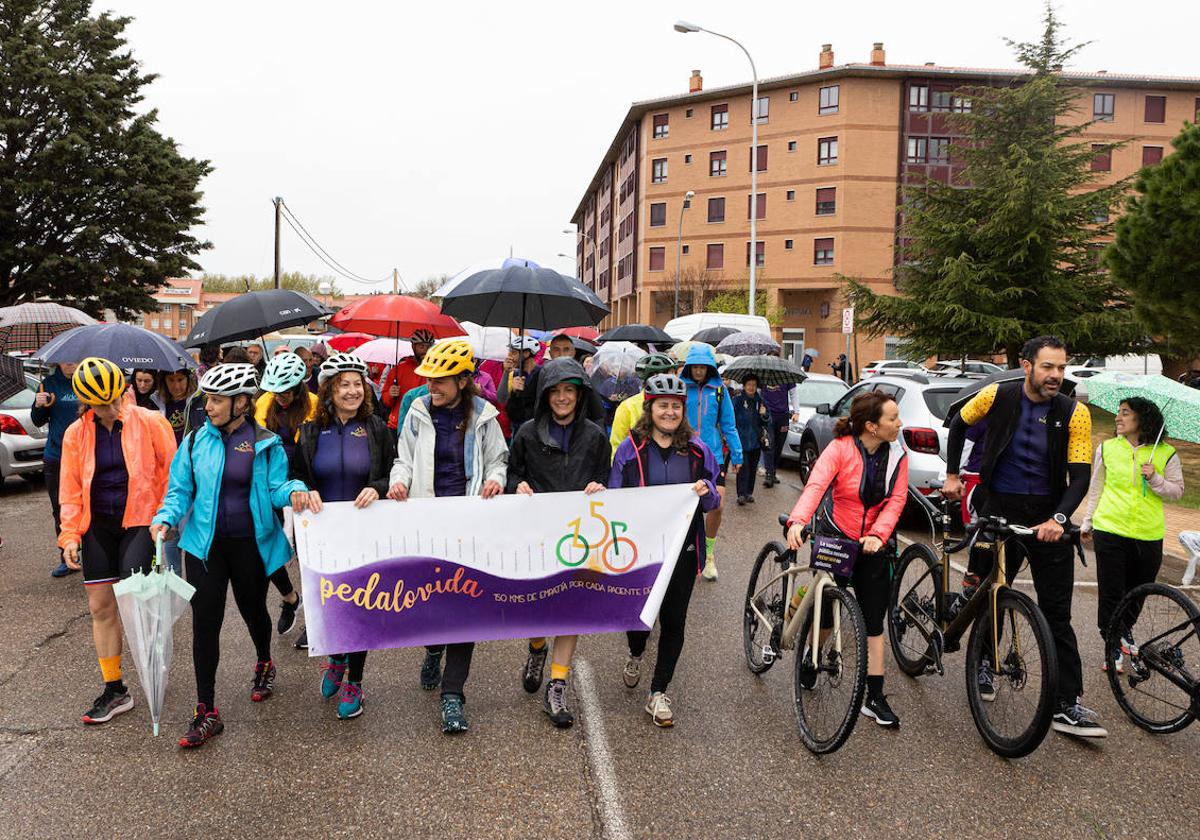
[563,227,598,287]
[674,20,758,317]
[674,190,695,319]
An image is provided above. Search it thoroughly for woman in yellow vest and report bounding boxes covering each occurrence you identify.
[1081,397,1184,671]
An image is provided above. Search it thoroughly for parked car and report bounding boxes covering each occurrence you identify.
[793,373,974,493]
[860,359,926,377]
[780,374,849,463]
[0,375,47,481]
[927,359,1005,379]
[1064,365,1103,401]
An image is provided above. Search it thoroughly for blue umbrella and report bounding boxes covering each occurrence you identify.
[33,323,196,371]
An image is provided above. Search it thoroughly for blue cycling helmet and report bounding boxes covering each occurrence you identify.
[261,352,308,393]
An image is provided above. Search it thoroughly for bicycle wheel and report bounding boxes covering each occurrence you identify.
[743,541,790,674]
[888,542,942,677]
[1106,582,1199,734]
[792,585,868,754]
[964,589,1058,758]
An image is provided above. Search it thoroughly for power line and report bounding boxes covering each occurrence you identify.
[273,198,389,285]
[280,200,375,283]
[276,209,366,285]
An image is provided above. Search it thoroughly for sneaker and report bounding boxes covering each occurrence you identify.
[250,660,275,702]
[797,648,818,690]
[702,557,719,581]
[337,681,364,720]
[321,655,348,699]
[978,659,997,702]
[440,694,469,734]
[1052,701,1108,738]
[1101,653,1124,674]
[1120,634,1139,658]
[294,629,308,650]
[277,594,302,635]
[543,679,574,728]
[179,703,223,748]
[645,691,674,727]
[420,648,443,691]
[747,495,755,503]
[622,654,643,688]
[861,694,900,728]
[82,686,134,725]
[51,561,77,578]
[736,496,746,506]
[521,643,548,694]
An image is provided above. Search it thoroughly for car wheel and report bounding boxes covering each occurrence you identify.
[798,438,820,484]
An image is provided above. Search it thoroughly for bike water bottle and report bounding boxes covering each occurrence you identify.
[786,585,808,622]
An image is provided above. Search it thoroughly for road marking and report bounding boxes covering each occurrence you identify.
[575,658,631,840]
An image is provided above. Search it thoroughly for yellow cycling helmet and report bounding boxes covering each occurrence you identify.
[415,339,475,378]
[72,357,126,406]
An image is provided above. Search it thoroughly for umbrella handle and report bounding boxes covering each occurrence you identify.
[154,533,164,572]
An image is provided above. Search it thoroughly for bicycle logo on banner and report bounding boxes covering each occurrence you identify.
[555,500,639,572]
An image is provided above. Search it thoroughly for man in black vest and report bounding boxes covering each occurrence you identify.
[943,335,1105,739]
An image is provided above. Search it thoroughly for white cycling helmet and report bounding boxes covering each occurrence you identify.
[199,363,259,397]
[510,335,541,353]
[410,328,436,344]
[318,352,369,386]
[261,352,308,393]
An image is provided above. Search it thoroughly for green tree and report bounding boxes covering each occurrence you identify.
[707,286,785,327]
[406,275,447,300]
[1106,122,1200,364]
[0,0,212,318]
[200,272,342,297]
[845,4,1142,366]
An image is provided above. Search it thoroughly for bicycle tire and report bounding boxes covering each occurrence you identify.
[792,585,868,755]
[888,542,942,677]
[1106,582,1199,734]
[964,588,1058,758]
[743,541,790,674]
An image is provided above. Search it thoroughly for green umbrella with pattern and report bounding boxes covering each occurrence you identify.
[1084,371,1200,444]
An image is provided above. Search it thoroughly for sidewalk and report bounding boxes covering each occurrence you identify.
[1161,503,1199,575]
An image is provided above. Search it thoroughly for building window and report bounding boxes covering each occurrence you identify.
[710,150,727,177]
[909,84,929,112]
[707,197,725,223]
[749,144,768,172]
[1145,95,1166,123]
[179,319,186,331]
[787,140,797,152]
[1093,210,1110,224]
[650,202,667,227]
[1091,144,1112,172]
[819,85,839,115]
[786,190,796,201]
[815,187,836,215]
[1143,145,1164,166]
[652,158,668,183]
[745,240,765,267]
[746,193,766,220]
[929,137,951,164]
[789,91,798,102]
[653,114,669,139]
[649,247,665,271]
[706,243,724,269]
[682,244,690,255]
[711,104,728,130]
[1195,97,1200,122]
[784,239,794,250]
[814,238,835,266]
[684,153,692,164]
[931,90,957,112]
[685,108,693,118]
[1093,93,1115,122]
[818,136,838,165]
[754,96,769,124]
[906,137,927,163]
[151,318,159,329]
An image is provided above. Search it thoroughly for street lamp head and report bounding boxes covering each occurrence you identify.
[557,253,571,258]
[674,20,701,33]
[685,190,695,199]
[562,228,575,234]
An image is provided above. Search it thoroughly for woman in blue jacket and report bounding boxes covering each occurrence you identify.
[31,363,80,577]
[681,344,742,580]
[150,364,315,749]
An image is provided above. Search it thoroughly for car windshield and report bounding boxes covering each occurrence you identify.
[1,387,35,409]
[794,381,848,406]
[922,389,960,420]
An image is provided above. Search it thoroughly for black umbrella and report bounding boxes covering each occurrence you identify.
[691,326,739,344]
[33,323,196,371]
[569,336,598,357]
[0,353,26,403]
[942,369,1076,426]
[182,290,333,348]
[438,265,608,333]
[722,355,807,387]
[596,323,673,345]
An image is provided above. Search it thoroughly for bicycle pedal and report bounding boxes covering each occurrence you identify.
[761,646,777,664]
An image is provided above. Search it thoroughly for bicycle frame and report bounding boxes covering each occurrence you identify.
[748,556,841,668]
[1132,617,1200,700]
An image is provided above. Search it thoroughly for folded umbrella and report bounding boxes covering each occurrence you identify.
[183,290,333,348]
[439,264,608,333]
[722,355,807,387]
[691,326,739,345]
[596,324,674,345]
[33,323,196,371]
[717,331,780,357]
[0,302,98,354]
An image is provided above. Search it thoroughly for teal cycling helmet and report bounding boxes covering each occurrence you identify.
[261,352,308,393]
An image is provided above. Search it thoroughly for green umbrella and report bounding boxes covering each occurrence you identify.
[1085,372,1200,444]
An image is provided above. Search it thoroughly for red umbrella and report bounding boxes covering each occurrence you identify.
[326,332,373,352]
[330,296,461,340]
[554,326,600,341]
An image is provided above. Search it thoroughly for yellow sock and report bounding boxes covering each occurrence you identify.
[529,638,547,651]
[99,655,122,683]
[550,663,570,682]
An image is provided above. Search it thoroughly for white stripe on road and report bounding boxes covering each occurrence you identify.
[575,658,632,840]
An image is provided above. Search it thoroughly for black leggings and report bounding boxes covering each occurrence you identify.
[186,536,272,708]
[1094,530,1163,644]
[269,565,295,598]
[627,541,698,694]
[44,459,63,561]
[427,643,475,697]
[827,549,891,637]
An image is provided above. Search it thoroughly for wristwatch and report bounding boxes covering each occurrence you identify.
[1052,513,1068,526]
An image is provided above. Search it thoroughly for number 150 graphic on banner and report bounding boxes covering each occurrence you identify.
[556,500,639,573]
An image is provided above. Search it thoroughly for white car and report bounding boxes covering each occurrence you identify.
[781,374,849,462]
[0,375,47,481]
[861,359,926,377]
[1064,365,1103,401]
[927,360,1005,379]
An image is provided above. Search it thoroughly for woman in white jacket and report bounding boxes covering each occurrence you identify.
[387,339,507,733]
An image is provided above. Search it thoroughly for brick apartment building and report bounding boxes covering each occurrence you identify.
[570,42,1200,365]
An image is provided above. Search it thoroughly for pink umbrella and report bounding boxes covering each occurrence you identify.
[351,338,413,364]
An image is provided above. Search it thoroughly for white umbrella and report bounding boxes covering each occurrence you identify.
[351,338,413,364]
[456,321,513,361]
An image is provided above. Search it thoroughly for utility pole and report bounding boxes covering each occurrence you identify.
[392,268,400,295]
[273,196,283,289]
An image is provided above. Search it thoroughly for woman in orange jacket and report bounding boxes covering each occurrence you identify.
[58,358,177,727]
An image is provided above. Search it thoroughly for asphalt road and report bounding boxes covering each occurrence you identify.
[1,470,1197,840]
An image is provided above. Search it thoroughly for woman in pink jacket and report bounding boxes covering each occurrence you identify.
[786,390,908,728]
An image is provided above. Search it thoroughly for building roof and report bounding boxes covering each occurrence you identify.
[572,61,1200,220]
[152,277,202,305]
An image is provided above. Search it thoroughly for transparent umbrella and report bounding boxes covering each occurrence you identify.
[112,536,195,736]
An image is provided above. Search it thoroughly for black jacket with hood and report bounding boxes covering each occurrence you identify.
[505,358,612,493]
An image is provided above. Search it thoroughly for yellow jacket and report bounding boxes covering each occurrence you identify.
[254,391,319,441]
[609,392,646,457]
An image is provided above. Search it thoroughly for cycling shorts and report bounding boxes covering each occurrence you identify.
[82,513,152,585]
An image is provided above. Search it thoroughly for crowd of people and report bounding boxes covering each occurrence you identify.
[22,329,1183,747]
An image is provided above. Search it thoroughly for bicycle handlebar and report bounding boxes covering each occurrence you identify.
[945,514,1086,565]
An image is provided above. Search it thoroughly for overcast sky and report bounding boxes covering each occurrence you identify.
[104,0,1197,293]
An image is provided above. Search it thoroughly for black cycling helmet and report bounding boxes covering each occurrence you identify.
[643,373,687,401]
[635,352,677,381]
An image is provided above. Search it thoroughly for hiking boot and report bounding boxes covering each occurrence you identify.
[277,593,302,635]
[440,694,469,734]
[250,660,275,702]
[179,704,223,748]
[421,648,444,691]
[321,655,348,699]
[521,643,548,694]
[622,654,643,688]
[337,681,364,720]
[543,679,574,728]
[82,686,134,725]
[645,691,674,727]
[861,694,900,728]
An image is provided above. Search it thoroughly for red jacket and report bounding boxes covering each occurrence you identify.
[381,358,426,429]
[788,435,909,542]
